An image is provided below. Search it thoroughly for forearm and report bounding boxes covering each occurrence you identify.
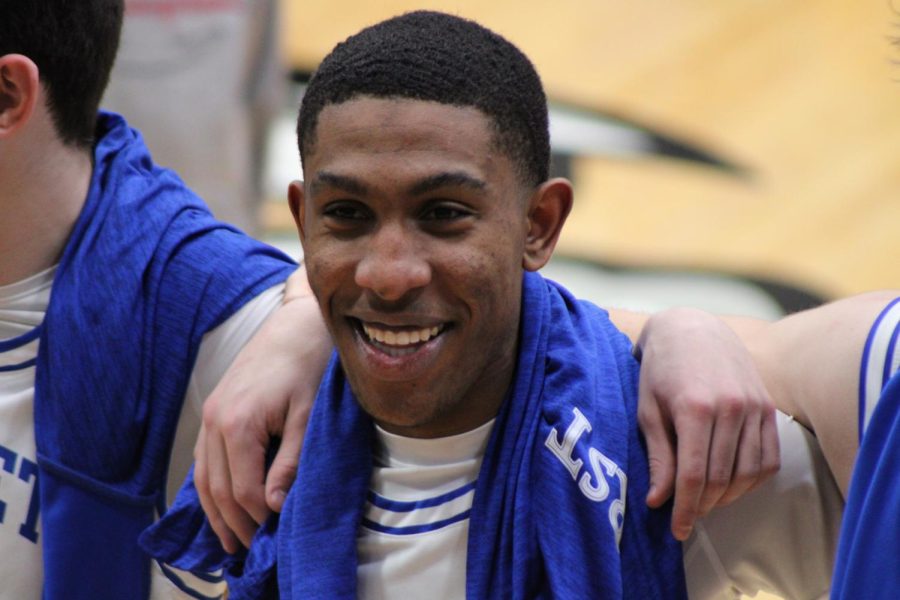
[610,294,893,497]
[284,261,315,302]
[194,264,332,549]
[607,307,649,345]
[612,305,816,423]
[738,291,899,495]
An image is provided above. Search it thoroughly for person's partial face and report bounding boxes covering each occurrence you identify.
[292,97,533,438]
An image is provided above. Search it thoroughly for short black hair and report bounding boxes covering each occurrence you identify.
[298,11,550,187]
[0,0,124,148]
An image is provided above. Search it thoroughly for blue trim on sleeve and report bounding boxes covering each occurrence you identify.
[0,324,42,352]
[366,481,476,512]
[158,562,224,600]
[186,569,225,585]
[882,320,899,390]
[858,298,900,442]
[361,509,472,535]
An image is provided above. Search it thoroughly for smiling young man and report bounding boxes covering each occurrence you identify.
[145,11,685,597]
[143,11,858,599]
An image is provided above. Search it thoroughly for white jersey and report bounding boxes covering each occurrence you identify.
[0,266,283,599]
[859,297,900,437]
[683,411,842,600]
[358,413,841,600]
[357,421,492,599]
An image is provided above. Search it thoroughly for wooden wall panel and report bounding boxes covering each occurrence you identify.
[280,1,900,296]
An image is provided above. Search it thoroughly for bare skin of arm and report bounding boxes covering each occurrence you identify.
[193,266,333,552]
[195,280,788,550]
[730,291,899,495]
[610,309,780,540]
[619,290,900,499]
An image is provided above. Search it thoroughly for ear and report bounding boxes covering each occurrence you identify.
[0,54,40,139]
[522,178,573,271]
[287,180,307,246]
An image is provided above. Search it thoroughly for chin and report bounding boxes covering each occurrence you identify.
[356,394,439,434]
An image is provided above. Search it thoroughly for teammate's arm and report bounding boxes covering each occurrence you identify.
[610,308,779,541]
[194,279,793,550]
[626,290,900,502]
[732,290,899,494]
[193,267,332,552]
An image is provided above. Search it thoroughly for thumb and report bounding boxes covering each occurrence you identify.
[264,403,309,513]
[265,439,300,513]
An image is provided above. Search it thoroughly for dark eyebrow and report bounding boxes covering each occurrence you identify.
[408,172,487,196]
[309,172,369,196]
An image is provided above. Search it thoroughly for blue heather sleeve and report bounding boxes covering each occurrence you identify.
[156,225,296,340]
[140,466,234,573]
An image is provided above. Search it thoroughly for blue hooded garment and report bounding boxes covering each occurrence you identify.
[144,272,686,598]
[33,112,296,599]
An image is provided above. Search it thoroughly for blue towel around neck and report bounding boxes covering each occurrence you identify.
[143,271,686,598]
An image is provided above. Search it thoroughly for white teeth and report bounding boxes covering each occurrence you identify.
[362,323,441,347]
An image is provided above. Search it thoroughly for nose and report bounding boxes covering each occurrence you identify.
[355,223,431,301]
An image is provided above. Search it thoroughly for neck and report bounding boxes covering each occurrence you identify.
[0,113,92,286]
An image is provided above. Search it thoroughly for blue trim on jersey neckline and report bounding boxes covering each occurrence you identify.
[361,509,472,536]
[0,323,42,352]
[0,357,37,373]
[366,481,476,512]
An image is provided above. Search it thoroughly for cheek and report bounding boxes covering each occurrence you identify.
[454,237,523,313]
[305,249,349,302]
[483,232,526,284]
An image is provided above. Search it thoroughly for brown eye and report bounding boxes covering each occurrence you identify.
[421,203,471,221]
[323,201,371,221]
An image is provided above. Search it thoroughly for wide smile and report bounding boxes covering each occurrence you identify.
[354,318,449,358]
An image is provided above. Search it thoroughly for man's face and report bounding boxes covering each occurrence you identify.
[294,97,532,439]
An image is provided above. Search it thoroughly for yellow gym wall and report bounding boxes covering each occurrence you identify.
[279,1,900,298]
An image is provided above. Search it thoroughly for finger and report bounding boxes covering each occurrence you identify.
[194,427,241,554]
[205,421,260,550]
[265,399,310,512]
[702,413,761,514]
[221,420,270,526]
[721,402,780,503]
[749,407,781,492]
[696,398,745,514]
[671,411,714,541]
[210,422,264,549]
[638,392,677,508]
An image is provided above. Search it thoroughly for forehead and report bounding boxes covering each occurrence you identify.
[304,97,513,187]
